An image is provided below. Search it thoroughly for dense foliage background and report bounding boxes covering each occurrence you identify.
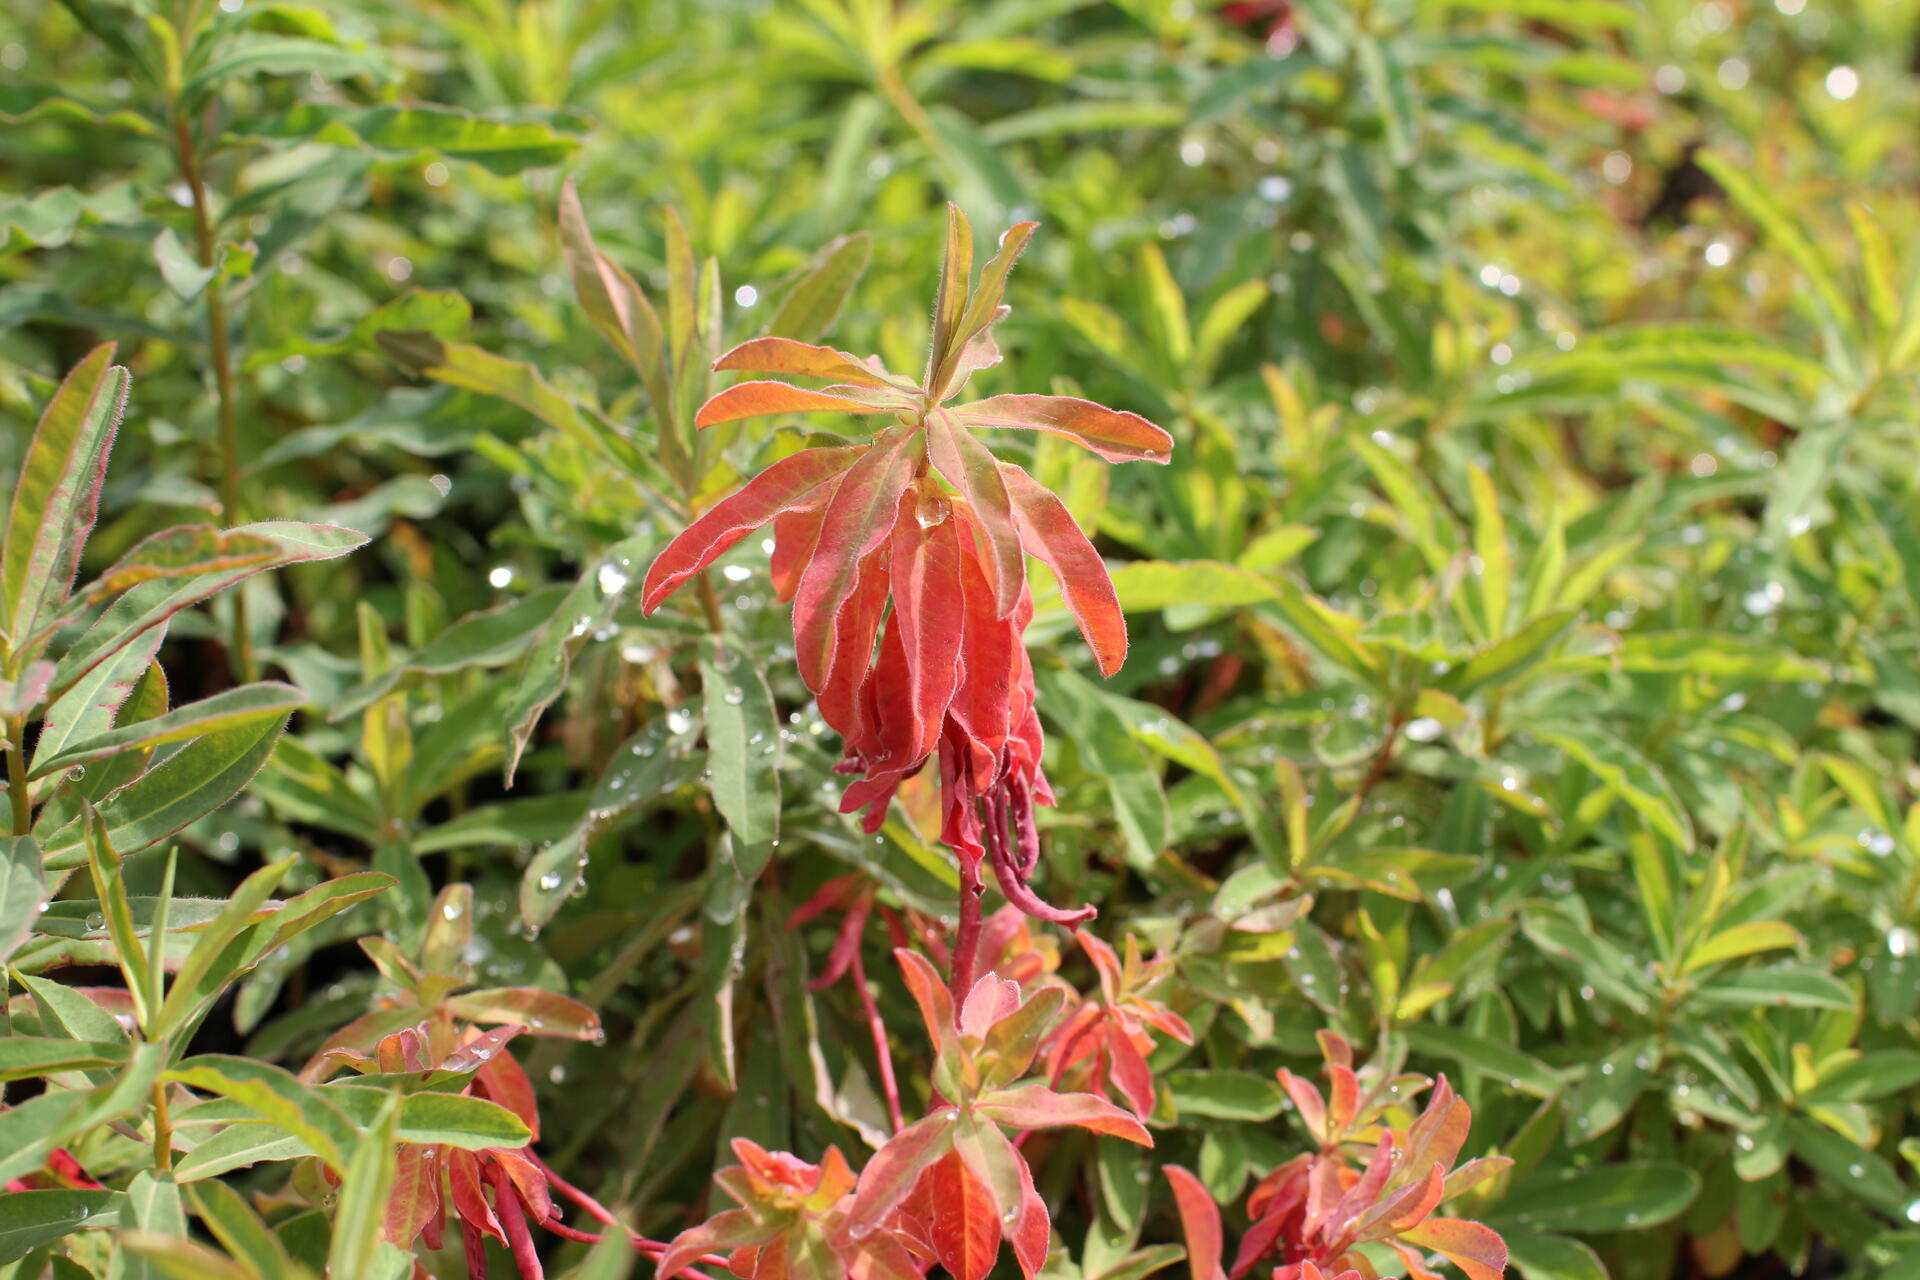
[4,1,1920,1278]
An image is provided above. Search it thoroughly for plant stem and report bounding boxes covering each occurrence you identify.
[5,716,28,836]
[851,942,905,1132]
[695,572,726,635]
[150,1078,173,1172]
[172,113,255,682]
[949,854,985,1011]
[1353,708,1409,806]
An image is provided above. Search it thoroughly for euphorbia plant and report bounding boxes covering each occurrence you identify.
[641,205,1173,992]
[1166,1032,1511,1280]
[664,947,1153,1280]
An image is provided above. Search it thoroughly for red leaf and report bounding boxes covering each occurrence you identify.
[474,1049,541,1140]
[694,380,897,428]
[656,1208,781,1280]
[848,1109,958,1233]
[928,411,1024,617]
[714,337,913,392]
[1276,1069,1327,1141]
[928,1149,1001,1280]
[878,497,966,768]
[951,394,1172,465]
[769,504,828,603]
[815,543,890,740]
[1394,1218,1509,1280]
[975,1084,1152,1145]
[1164,1166,1227,1280]
[1105,1026,1157,1118]
[894,947,958,1060]
[447,1149,503,1242]
[384,1143,441,1249]
[641,445,862,614]
[1000,464,1126,676]
[792,431,919,692]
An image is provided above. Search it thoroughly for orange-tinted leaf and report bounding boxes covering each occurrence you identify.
[714,337,911,392]
[474,1049,540,1140]
[894,947,960,1065]
[883,496,967,768]
[848,1109,958,1232]
[641,446,862,613]
[448,1149,503,1242]
[927,204,975,384]
[1001,464,1126,676]
[1276,1069,1327,1139]
[928,411,1024,616]
[792,431,918,691]
[1395,1218,1508,1280]
[385,1142,441,1248]
[694,380,896,428]
[953,394,1172,465]
[975,1084,1153,1145]
[444,987,602,1040]
[657,1208,782,1280]
[928,1149,1000,1280]
[1164,1166,1227,1280]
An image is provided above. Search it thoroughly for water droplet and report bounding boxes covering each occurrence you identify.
[944,1110,959,1122]
[488,565,514,589]
[538,872,563,892]
[723,687,745,706]
[597,562,630,595]
[428,474,452,497]
[1404,717,1443,743]
[66,765,86,782]
[1849,1163,1865,1178]
[85,912,105,931]
[441,900,463,920]
[667,709,694,734]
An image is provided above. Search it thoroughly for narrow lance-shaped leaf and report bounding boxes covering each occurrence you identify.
[641,446,863,613]
[31,682,307,780]
[1002,464,1125,675]
[2,344,129,645]
[40,714,291,869]
[768,231,871,341]
[953,395,1172,465]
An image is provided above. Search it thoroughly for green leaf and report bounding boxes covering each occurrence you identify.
[151,858,294,1037]
[326,1087,532,1150]
[328,1095,403,1280]
[49,522,368,701]
[1802,1050,1920,1104]
[769,232,871,341]
[1036,669,1168,871]
[0,1036,128,1082]
[0,836,44,964]
[1561,1040,1653,1143]
[119,1171,188,1280]
[180,36,389,109]
[1785,1115,1909,1216]
[1539,727,1693,850]
[40,714,289,868]
[1689,965,1856,1012]
[0,1190,121,1263]
[228,103,583,173]
[165,1057,358,1172]
[1107,561,1278,613]
[0,182,145,252]
[1681,920,1800,973]
[330,585,569,718]
[1503,1231,1609,1280]
[1491,1161,1700,1233]
[30,682,305,780]
[700,637,781,882]
[0,84,155,134]
[1403,1024,1562,1098]
[1,344,129,648]
[1165,1069,1285,1121]
[188,1180,296,1278]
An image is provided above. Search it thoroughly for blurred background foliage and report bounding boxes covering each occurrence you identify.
[5,0,1920,1277]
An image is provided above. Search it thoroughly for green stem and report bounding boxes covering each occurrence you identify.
[5,716,28,836]
[172,113,255,682]
[150,1077,174,1173]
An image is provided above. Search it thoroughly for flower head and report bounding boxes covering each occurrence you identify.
[641,206,1171,922]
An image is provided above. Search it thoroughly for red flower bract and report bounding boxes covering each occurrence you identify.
[641,205,1171,924]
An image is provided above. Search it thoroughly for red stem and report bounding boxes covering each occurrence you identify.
[949,853,985,1011]
[488,1168,545,1280]
[852,942,906,1132]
